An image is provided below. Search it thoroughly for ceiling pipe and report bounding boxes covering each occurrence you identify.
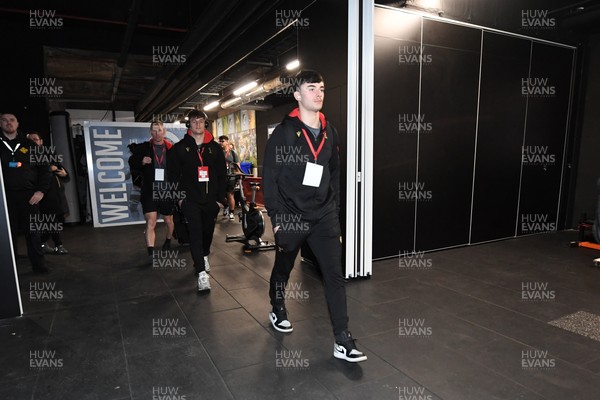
[136,0,283,120]
[110,0,142,104]
[134,0,244,116]
[0,7,187,32]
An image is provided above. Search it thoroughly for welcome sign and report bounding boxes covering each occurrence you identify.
[83,121,188,227]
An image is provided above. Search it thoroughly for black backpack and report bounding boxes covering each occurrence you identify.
[127,142,144,188]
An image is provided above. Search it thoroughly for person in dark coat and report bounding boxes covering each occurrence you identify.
[262,70,367,362]
[0,113,52,273]
[167,110,227,291]
[27,132,70,255]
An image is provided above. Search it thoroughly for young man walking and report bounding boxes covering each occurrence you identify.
[128,121,175,263]
[218,135,239,220]
[262,70,367,362]
[168,110,226,291]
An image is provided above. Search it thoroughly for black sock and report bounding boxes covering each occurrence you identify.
[147,246,154,255]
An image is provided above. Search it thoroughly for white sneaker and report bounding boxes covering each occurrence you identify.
[204,255,211,272]
[197,271,211,291]
[333,330,367,362]
[229,212,235,220]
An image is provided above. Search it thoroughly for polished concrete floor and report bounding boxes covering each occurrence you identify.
[2,214,600,400]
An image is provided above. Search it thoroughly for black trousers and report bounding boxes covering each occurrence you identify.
[269,211,348,337]
[181,200,219,273]
[41,213,65,246]
[7,190,45,269]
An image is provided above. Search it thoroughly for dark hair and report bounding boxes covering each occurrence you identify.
[218,135,229,141]
[0,112,19,121]
[294,70,324,91]
[187,109,208,120]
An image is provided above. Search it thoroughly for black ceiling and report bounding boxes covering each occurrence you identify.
[2,0,600,128]
[376,0,600,36]
[0,0,313,122]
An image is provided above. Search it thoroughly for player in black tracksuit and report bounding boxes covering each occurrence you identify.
[167,110,227,291]
[1,113,52,273]
[262,70,366,362]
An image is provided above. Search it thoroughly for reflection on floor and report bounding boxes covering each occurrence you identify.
[2,215,600,400]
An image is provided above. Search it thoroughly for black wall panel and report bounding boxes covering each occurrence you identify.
[372,7,575,259]
[373,10,421,258]
[471,33,531,243]
[0,174,22,319]
[416,20,481,251]
[517,43,574,235]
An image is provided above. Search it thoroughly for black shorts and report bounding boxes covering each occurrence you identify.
[227,177,237,193]
[141,194,175,215]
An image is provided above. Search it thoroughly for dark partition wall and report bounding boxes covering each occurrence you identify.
[373,11,421,257]
[372,7,575,259]
[0,169,22,319]
[471,33,531,243]
[517,43,575,235]
[416,20,481,251]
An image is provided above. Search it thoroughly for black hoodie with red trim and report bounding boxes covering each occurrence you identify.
[262,108,340,222]
[128,138,173,195]
[167,130,227,205]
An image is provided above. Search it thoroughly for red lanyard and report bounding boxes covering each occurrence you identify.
[196,146,205,166]
[301,128,326,162]
[153,143,165,167]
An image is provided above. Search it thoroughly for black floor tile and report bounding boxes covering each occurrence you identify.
[0,376,37,400]
[3,227,600,399]
[117,295,198,357]
[209,261,267,291]
[222,361,337,400]
[32,335,130,400]
[334,372,443,400]
[360,330,545,400]
[459,336,600,399]
[190,308,281,372]
[456,303,600,366]
[127,344,234,400]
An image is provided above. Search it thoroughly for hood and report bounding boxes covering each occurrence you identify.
[187,129,215,144]
[150,138,173,149]
[287,108,327,132]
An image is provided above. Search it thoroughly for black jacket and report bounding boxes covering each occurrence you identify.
[167,131,227,205]
[0,133,52,194]
[40,163,70,215]
[262,108,341,222]
[128,139,173,196]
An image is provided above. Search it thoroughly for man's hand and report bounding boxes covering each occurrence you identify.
[29,191,44,205]
[54,167,67,177]
[142,156,152,165]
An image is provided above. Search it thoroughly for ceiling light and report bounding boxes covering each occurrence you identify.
[244,85,266,98]
[203,101,220,111]
[233,81,258,96]
[221,97,242,109]
[286,59,300,70]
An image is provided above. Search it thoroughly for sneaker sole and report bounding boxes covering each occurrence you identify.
[333,351,367,362]
[269,312,293,333]
[333,345,368,362]
[197,284,211,291]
